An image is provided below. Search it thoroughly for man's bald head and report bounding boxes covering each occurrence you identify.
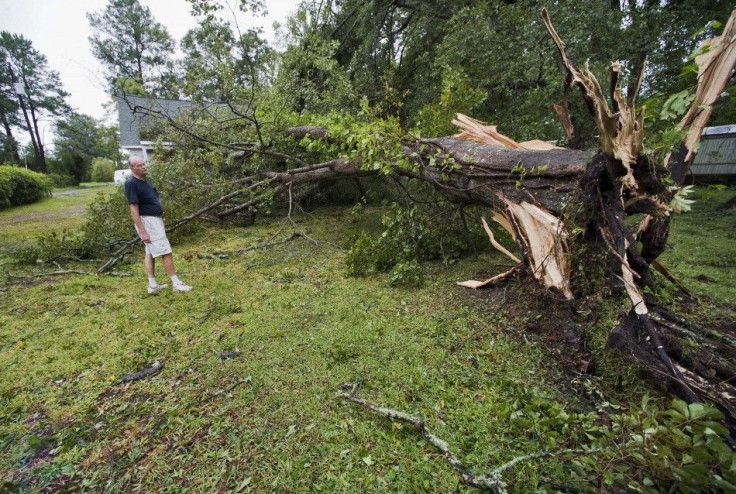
[128,156,148,179]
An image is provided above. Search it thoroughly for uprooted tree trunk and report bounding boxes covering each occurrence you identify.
[99,9,736,434]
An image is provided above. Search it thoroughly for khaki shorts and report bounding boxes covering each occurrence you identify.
[135,216,173,258]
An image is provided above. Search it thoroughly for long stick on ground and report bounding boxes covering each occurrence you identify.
[338,385,602,493]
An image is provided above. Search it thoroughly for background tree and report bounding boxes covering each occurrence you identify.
[51,113,107,185]
[0,31,70,172]
[0,49,22,163]
[87,0,177,97]
[94,123,123,166]
[90,157,116,182]
[299,0,733,148]
[179,17,274,102]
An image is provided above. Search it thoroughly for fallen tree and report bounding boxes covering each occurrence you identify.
[100,9,736,435]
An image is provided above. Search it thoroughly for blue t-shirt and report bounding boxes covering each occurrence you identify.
[125,176,163,217]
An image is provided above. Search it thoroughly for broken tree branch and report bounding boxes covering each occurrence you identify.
[118,361,164,384]
[338,385,604,493]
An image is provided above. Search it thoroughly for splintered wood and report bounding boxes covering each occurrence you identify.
[679,9,736,162]
[452,114,572,297]
[542,10,644,191]
[452,113,522,147]
[457,199,571,299]
[452,113,563,150]
[503,199,571,298]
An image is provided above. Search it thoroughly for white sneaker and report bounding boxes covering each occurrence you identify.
[173,283,192,292]
[147,283,168,294]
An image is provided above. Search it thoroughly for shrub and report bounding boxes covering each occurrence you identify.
[9,186,134,265]
[346,198,489,282]
[389,260,425,287]
[0,165,52,209]
[90,158,115,182]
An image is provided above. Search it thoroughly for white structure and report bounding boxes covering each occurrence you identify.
[113,169,132,185]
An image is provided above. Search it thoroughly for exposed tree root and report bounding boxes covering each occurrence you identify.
[650,260,694,298]
[608,311,736,439]
[717,195,736,211]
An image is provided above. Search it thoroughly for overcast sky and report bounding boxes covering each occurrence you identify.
[0,0,294,128]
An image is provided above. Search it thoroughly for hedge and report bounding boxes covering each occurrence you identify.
[0,165,52,209]
[90,158,115,183]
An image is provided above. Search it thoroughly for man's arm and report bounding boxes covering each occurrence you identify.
[129,203,151,243]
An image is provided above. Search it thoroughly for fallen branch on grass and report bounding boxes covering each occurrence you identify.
[197,232,303,260]
[220,350,242,360]
[196,252,230,259]
[338,384,602,493]
[5,270,131,280]
[95,237,142,274]
[202,376,251,404]
[238,232,303,254]
[118,361,164,384]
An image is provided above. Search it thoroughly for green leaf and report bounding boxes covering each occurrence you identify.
[235,477,252,492]
[711,476,736,493]
[671,399,690,419]
[285,424,298,438]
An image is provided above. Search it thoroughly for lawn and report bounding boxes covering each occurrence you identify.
[0,186,734,492]
[0,184,116,246]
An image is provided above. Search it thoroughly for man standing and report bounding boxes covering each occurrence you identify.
[125,156,192,293]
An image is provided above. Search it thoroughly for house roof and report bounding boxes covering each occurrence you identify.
[691,125,736,176]
[117,96,194,147]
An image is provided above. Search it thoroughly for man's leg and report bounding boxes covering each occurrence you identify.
[161,253,176,277]
[144,253,155,278]
[145,252,168,293]
[162,253,192,291]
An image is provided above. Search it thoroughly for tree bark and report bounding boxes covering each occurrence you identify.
[0,110,21,162]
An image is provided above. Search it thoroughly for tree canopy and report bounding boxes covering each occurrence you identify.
[0,31,70,171]
[87,0,177,97]
[280,0,733,147]
[51,113,118,185]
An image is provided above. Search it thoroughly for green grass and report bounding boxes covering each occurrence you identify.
[658,186,736,307]
[0,188,734,492]
[0,184,116,245]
